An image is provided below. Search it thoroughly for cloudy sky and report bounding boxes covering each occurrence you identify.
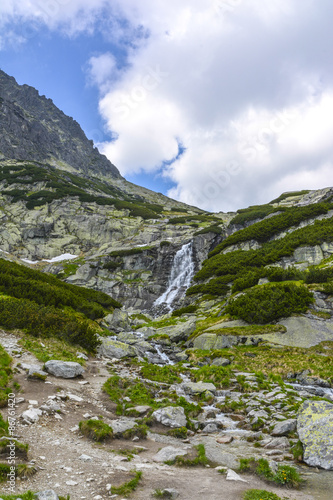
[1,0,333,212]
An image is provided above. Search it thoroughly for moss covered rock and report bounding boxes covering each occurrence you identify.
[297,400,333,470]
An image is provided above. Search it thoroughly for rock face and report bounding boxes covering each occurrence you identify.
[297,400,333,470]
[152,406,187,428]
[44,360,84,378]
[0,70,120,178]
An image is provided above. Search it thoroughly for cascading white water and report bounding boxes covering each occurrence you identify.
[154,242,195,310]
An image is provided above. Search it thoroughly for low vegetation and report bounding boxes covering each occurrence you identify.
[111,471,142,495]
[226,283,314,324]
[240,458,302,488]
[79,419,113,441]
[243,490,286,500]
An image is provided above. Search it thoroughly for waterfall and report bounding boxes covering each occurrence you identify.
[154,242,195,311]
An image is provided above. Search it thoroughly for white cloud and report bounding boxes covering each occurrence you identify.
[2,0,333,211]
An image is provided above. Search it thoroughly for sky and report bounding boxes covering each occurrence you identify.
[1,1,333,212]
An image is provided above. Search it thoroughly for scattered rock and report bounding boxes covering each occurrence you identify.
[21,408,42,424]
[272,418,297,436]
[153,407,187,428]
[211,357,231,366]
[216,436,234,444]
[226,469,248,483]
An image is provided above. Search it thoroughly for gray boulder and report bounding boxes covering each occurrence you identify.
[272,419,297,436]
[44,360,84,378]
[35,491,59,500]
[157,318,196,342]
[297,400,333,469]
[27,366,48,380]
[152,446,188,463]
[97,338,136,359]
[152,406,187,428]
[104,309,129,331]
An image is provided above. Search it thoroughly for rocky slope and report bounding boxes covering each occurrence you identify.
[1,70,333,500]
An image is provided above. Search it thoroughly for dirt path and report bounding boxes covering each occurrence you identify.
[0,331,319,499]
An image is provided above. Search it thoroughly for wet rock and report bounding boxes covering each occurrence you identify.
[44,360,84,378]
[297,400,333,470]
[202,423,218,433]
[152,407,187,428]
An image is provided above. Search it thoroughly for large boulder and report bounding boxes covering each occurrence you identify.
[44,360,84,378]
[297,400,333,469]
[157,318,196,342]
[152,406,187,428]
[104,309,129,332]
[97,338,136,359]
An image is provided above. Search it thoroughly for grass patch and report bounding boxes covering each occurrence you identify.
[0,344,13,408]
[240,458,302,488]
[140,363,182,384]
[166,444,209,466]
[243,490,286,500]
[186,342,333,382]
[18,335,87,364]
[111,470,142,495]
[79,419,113,442]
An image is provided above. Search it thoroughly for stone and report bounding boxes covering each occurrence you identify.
[76,352,88,360]
[27,367,48,380]
[226,469,248,483]
[44,360,84,378]
[297,400,333,470]
[272,419,297,436]
[202,423,218,433]
[152,407,187,428]
[97,338,136,359]
[35,491,59,500]
[21,408,42,423]
[152,446,188,463]
[157,489,179,499]
[211,357,231,367]
[79,454,92,461]
[216,436,233,444]
[264,437,290,450]
[183,382,216,395]
[67,393,84,402]
[104,309,130,331]
[111,418,137,436]
[157,318,197,342]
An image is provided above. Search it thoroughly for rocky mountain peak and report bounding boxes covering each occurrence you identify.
[0,69,121,179]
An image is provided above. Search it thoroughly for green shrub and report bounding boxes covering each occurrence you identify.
[172,305,198,317]
[226,283,314,324]
[140,364,182,384]
[194,225,223,235]
[0,297,100,352]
